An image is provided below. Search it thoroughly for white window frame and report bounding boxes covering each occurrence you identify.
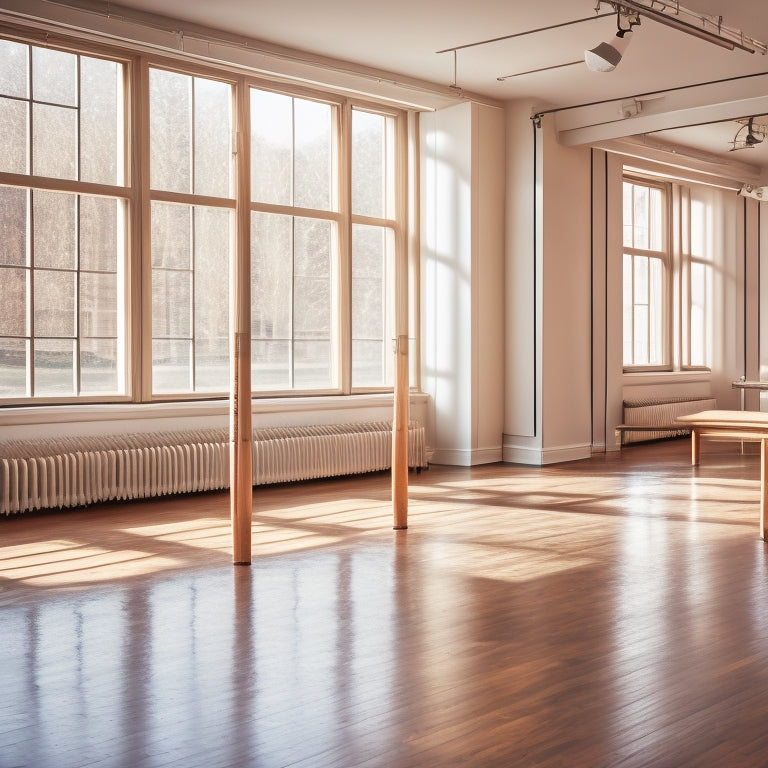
[622,176,672,372]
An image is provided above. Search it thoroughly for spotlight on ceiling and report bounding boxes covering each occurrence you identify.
[738,184,768,200]
[730,117,767,151]
[746,118,763,147]
[585,13,639,72]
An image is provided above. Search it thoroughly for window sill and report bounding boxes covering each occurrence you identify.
[622,370,711,386]
[0,392,428,429]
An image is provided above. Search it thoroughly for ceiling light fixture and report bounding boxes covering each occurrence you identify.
[585,12,639,72]
[597,0,768,55]
[730,117,767,151]
[738,184,768,200]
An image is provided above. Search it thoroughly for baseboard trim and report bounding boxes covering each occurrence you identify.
[502,442,591,466]
[429,446,503,467]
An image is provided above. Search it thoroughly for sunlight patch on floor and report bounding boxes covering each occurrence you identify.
[0,540,181,586]
[122,519,232,553]
[431,540,596,583]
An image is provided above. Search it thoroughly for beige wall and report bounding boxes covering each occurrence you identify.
[503,106,593,464]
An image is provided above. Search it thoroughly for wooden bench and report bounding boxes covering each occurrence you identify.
[675,410,768,539]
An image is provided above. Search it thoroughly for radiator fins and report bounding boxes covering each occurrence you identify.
[0,421,427,515]
[621,397,717,444]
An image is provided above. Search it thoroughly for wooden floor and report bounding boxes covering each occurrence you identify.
[3,437,768,767]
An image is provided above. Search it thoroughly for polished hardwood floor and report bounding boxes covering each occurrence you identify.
[3,437,768,767]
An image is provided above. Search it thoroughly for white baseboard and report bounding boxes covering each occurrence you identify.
[502,442,591,466]
[429,446,503,466]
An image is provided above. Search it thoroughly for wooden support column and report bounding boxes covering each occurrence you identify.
[392,111,412,530]
[231,83,253,565]
[392,334,409,529]
[761,438,768,541]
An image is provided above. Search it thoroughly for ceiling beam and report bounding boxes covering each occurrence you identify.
[552,74,768,146]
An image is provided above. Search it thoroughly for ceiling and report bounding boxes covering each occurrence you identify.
[8,0,768,178]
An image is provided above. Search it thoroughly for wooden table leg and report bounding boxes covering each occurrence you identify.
[761,439,768,541]
[691,429,700,466]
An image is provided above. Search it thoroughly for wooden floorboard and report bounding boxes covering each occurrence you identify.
[2,438,768,767]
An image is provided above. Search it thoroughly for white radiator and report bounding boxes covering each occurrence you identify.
[621,396,717,444]
[0,421,427,515]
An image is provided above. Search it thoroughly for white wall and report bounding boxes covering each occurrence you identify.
[420,101,505,465]
[503,107,593,465]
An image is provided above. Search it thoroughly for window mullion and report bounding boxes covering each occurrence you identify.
[339,101,352,394]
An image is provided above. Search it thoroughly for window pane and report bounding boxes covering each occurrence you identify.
[689,261,708,367]
[294,98,331,210]
[152,268,191,339]
[150,69,192,193]
[80,56,123,186]
[622,182,633,248]
[294,340,331,389]
[152,202,192,269]
[33,190,76,269]
[251,212,335,390]
[633,185,648,250]
[251,211,292,341]
[250,89,292,206]
[34,338,75,396]
[81,272,117,337]
[352,110,393,218]
[193,207,230,391]
[352,223,393,387]
[151,70,231,198]
[35,270,76,337]
[633,256,648,304]
[32,47,77,106]
[33,103,77,179]
[648,258,663,365]
[648,187,663,251]
[0,39,28,98]
[623,254,632,365]
[0,185,28,266]
[0,97,28,174]
[252,340,290,390]
[294,218,332,340]
[152,203,231,394]
[0,267,27,336]
[193,78,232,198]
[691,200,705,258]
[0,339,27,396]
[80,196,120,272]
[152,339,192,394]
[81,338,118,394]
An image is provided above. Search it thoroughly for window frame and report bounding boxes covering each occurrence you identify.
[622,175,673,373]
[0,30,412,406]
[0,37,134,405]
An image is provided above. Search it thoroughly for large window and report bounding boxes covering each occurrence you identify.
[0,40,127,399]
[622,174,725,373]
[351,109,396,388]
[149,69,233,395]
[0,33,406,404]
[622,178,669,369]
[250,89,336,391]
[683,196,714,369]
